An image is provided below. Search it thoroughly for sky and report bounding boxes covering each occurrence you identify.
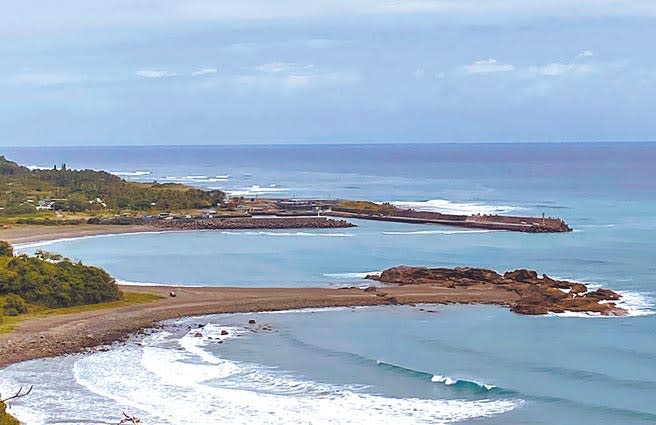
[1,1,656,146]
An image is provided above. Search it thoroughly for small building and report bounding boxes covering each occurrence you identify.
[36,200,56,211]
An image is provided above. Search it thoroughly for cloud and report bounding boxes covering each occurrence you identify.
[6,72,87,86]
[465,59,515,74]
[414,68,425,78]
[257,62,313,73]
[136,69,176,78]
[5,1,656,36]
[191,68,217,76]
[285,74,313,88]
[528,63,594,76]
[578,50,594,57]
[235,69,361,90]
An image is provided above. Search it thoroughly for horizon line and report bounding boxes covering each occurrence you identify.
[2,140,656,149]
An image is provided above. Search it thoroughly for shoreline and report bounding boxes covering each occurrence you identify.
[0,224,164,246]
[0,217,352,248]
[0,283,518,368]
[0,227,634,369]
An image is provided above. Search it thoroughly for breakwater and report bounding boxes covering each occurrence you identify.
[329,207,571,233]
[92,216,355,230]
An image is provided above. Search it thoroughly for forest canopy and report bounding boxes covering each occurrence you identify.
[0,242,120,316]
[0,156,224,214]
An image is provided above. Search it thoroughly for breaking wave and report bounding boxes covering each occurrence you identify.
[110,170,151,177]
[376,361,504,394]
[64,327,522,425]
[226,185,289,197]
[390,199,518,215]
[324,271,381,279]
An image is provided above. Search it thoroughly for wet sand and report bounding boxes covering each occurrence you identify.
[0,283,516,368]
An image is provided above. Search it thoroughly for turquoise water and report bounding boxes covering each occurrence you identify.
[2,143,656,424]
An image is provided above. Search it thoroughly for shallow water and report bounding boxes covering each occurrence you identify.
[3,143,656,424]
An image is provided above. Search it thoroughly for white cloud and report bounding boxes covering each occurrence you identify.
[528,62,593,76]
[6,72,86,86]
[464,59,515,74]
[235,69,361,90]
[434,72,445,79]
[136,69,176,78]
[257,62,313,73]
[257,62,294,73]
[414,68,425,78]
[286,74,313,87]
[578,50,594,57]
[191,68,217,76]
[5,1,656,36]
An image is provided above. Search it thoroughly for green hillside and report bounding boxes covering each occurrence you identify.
[0,156,224,217]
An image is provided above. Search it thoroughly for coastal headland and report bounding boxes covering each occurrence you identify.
[0,266,624,368]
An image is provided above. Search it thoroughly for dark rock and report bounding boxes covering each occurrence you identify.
[371,265,624,316]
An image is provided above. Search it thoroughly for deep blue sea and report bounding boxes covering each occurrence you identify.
[1,143,655,424]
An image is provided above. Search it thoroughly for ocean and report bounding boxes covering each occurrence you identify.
[1,143,655,424]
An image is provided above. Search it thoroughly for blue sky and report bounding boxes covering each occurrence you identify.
[1,1,655,146]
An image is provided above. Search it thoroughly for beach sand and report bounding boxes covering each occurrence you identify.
[0,224,161,246]
[0,283,515,368]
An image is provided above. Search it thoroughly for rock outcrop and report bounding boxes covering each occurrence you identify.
[367,266,625,316]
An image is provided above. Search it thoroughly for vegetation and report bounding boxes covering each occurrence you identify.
[0,291,162,334]
[0,241,123,328]
[335,200,400,214]
[0,156,224,220]
[0,401,19,425]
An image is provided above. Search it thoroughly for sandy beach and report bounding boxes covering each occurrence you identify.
[0,283,516,368]
[0,224,162,246]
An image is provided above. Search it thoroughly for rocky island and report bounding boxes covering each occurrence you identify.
[367,266,625,315]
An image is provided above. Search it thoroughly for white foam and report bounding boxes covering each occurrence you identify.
[2,405,48,425]
[226,185,289,197]
[220,231,353,237]
[547,291,655,318]
[26,164,52,171]
[431,375,496,390]
[546,277,655,318]
[110,170,151,177]
[324,271,381,279]
[13,230,167,251]
[383,229,501,236]
[431,374,458,385]
[178,325,245,366]
[71,342,522,425]
[613,291,655,317]
[390,199,518,215]
[115,279,180,287]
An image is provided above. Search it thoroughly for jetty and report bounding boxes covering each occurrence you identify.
[268,199,572,233]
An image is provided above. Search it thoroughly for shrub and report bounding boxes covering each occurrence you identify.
[0,242,13,257]
[0,242,120,308]
[2,308,18,317]
[2,294,27,314]
[0,401,20,425]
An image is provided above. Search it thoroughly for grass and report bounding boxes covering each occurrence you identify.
[0,292,163,334]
